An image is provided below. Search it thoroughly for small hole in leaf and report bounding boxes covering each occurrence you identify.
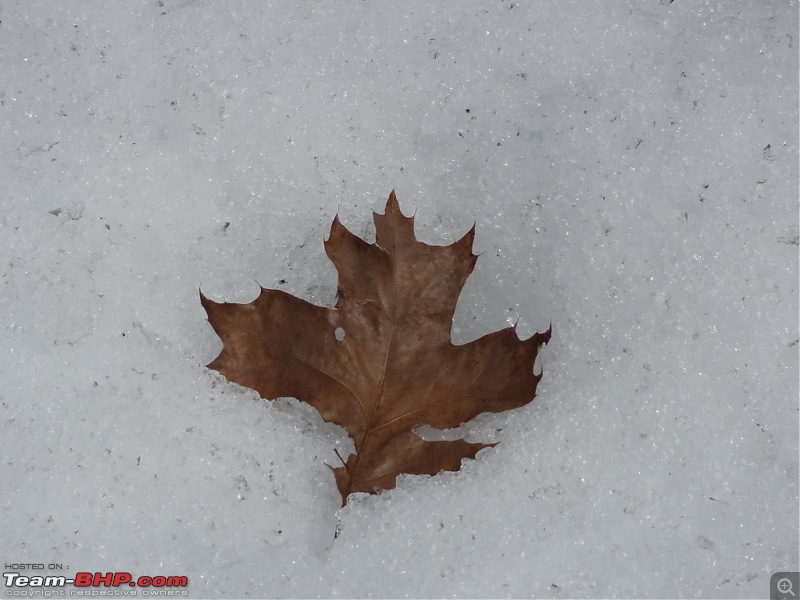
[334,327,345,342]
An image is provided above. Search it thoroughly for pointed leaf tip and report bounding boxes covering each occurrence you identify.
[383,189,409,219]
[456,223,477,253]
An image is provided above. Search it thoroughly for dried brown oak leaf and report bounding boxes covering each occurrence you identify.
[201,191,551,504]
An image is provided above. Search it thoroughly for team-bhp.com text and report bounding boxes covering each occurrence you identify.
[4,572,188,596]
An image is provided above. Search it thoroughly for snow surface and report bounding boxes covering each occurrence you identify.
[2,1,798,598]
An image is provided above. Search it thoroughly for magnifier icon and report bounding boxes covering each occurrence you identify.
[778,578,796,597]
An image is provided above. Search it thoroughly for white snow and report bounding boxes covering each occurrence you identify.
[2,1,797,598]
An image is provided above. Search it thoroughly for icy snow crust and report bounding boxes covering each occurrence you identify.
[1,1,797,598]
